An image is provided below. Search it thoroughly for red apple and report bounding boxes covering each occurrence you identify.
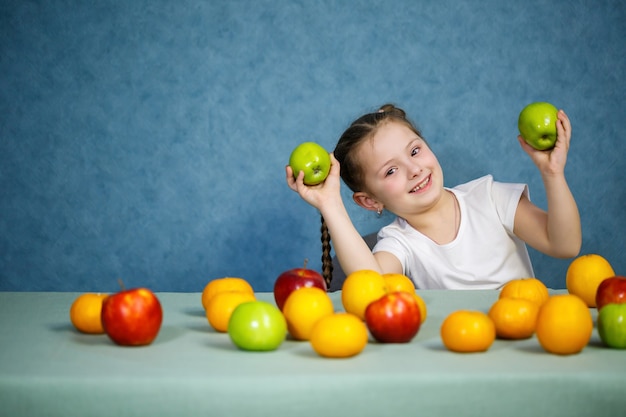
[364,292,421,343]
[274,262,327,311]
[596,276,626,310]
[101,287,163,346]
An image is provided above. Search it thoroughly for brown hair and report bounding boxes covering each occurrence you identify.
[321,104,423,288]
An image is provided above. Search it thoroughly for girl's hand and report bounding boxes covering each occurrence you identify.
[285,152,342,210]
[518,109,572,176]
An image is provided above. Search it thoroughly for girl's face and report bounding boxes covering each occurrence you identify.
[354,121,445,217]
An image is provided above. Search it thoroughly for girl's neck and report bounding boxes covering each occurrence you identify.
[404,190,460,245]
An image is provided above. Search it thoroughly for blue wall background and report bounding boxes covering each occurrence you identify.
[1,0,625,292]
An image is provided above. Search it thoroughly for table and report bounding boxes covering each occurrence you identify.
[1,290,624,417]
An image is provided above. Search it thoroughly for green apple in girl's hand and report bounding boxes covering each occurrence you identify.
[517,102,559,150]
[289,142,331,185]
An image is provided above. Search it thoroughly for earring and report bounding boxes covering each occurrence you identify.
[376,207,382,217]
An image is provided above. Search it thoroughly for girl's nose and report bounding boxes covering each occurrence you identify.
[408,162,422,178]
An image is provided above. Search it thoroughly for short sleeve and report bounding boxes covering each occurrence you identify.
[491,180,528,233]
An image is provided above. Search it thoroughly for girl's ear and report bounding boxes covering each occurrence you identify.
[353,192,382,212]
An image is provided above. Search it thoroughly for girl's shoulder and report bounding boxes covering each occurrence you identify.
[452,175,528,225]
[452,175,526,199]
[450,175,494,194]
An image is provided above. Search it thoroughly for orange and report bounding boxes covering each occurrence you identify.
[499,278,549,306]
[383,273,416,294]
[535,294,593,355]
[201,277,254,310]
[488,297,540,339]
[440,310,496,353]
[205,290,256,332]
[283,287,334,340]
[309,313,368,358]
[413,293,428,323]
[566,254,615,307]
[69,293,108,334]
[341,270,387,320]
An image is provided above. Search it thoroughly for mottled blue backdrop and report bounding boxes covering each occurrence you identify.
[1,0,625,292]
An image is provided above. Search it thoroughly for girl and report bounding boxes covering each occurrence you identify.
[286,104,581,289]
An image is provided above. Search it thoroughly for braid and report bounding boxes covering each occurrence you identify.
[320,215,333,290]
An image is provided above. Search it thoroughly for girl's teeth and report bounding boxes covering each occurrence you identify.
[411,177,430,192]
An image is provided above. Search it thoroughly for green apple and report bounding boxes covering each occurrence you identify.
[289,142,331,185]
[517,102,559,150]
[227,301,287,351]
[597,303,626,349]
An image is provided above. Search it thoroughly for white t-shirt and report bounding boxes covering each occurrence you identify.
[373,175,534,289]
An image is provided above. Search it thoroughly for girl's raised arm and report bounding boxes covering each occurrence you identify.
[286,153,387,275]
[513,110,582,258]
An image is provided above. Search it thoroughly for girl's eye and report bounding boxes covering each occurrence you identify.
[385,167,397,177]
[411,147,420,157]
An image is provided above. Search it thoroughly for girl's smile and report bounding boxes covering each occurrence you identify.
[409,174,432,194]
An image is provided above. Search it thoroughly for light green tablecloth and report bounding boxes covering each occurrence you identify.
[0,290,624,417]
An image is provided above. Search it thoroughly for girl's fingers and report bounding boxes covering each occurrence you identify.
[285,165,301,191]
